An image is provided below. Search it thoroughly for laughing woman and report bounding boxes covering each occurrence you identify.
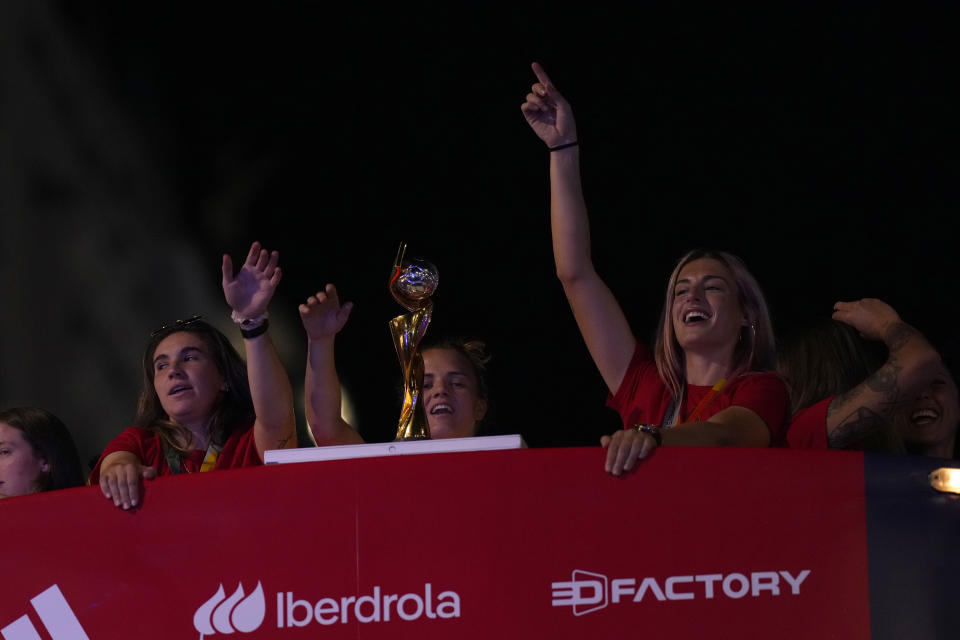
[897,362,959,459]
[520,63,788,475]
[90,242,297,509]
[299,284,489,444]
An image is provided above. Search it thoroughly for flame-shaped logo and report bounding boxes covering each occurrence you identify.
[193,582,265,638]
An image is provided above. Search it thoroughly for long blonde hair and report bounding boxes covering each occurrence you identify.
[653,250,776,399]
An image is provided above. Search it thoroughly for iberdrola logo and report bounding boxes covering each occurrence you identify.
[193,582,266,638]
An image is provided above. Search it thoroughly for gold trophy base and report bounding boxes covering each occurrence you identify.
[389,303,433,441]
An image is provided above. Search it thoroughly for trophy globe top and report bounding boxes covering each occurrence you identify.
[391,257,438,312]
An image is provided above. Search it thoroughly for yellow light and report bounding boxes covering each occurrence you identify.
[929,468,960,494]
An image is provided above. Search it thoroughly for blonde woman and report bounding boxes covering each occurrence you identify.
[521,63,787,475]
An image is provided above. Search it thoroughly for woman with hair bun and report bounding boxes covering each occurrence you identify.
[520,62,788,475]
[299,284,489,443]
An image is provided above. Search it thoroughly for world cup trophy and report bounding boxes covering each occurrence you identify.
[389,243,439,440]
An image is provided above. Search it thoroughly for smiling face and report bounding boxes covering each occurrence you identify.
[670,258,746,354]
[151,331,227,431]
[898,365,959,456]
[422,348,487,439]
[0,422,49,498]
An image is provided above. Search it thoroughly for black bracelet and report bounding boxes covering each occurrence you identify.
[240,318,269,339]
[549,140,579,152]
[634,423,662,446]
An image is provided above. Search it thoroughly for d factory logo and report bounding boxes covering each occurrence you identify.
[552,568,812,616]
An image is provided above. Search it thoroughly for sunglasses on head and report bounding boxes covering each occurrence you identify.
[149,315,204,339]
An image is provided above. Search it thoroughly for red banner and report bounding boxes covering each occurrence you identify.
[2,447,869,639]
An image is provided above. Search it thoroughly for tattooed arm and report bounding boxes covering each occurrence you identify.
[826,299,940,448]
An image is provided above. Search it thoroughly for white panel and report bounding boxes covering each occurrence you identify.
[30,585,90,640]
[0,616,43,640]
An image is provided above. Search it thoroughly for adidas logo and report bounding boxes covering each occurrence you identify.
[1,584,90,640]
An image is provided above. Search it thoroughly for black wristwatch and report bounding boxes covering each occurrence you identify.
[633,423,662,446]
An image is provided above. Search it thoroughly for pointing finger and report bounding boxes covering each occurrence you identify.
[531,61,554,88]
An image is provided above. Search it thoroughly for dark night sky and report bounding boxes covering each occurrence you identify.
[56,3,958,448]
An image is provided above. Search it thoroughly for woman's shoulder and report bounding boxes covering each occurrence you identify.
[729,370,786,388]
[724,370,789,405]
[125,425,157,436]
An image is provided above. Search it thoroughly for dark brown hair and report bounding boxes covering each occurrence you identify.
[137,320,254,452]
[777,318,884,414]
[0,406,85,491]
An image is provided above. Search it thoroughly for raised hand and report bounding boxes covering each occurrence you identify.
[299,284,354,341]
[832,298,901,342]
[222,241,282,319]
[520,62,578,148]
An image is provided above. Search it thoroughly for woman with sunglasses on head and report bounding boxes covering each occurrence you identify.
[90,242,297,509]
[520,63,788,475]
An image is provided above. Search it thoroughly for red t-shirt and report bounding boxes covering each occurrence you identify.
[89,424,262,484]
[786,397,831,449]
[606,343,789,445]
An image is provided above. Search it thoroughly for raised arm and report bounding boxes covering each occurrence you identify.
[521,62,636,394]
[222,241,298,457]
[300,284,364,445]
[826,298,940,448]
